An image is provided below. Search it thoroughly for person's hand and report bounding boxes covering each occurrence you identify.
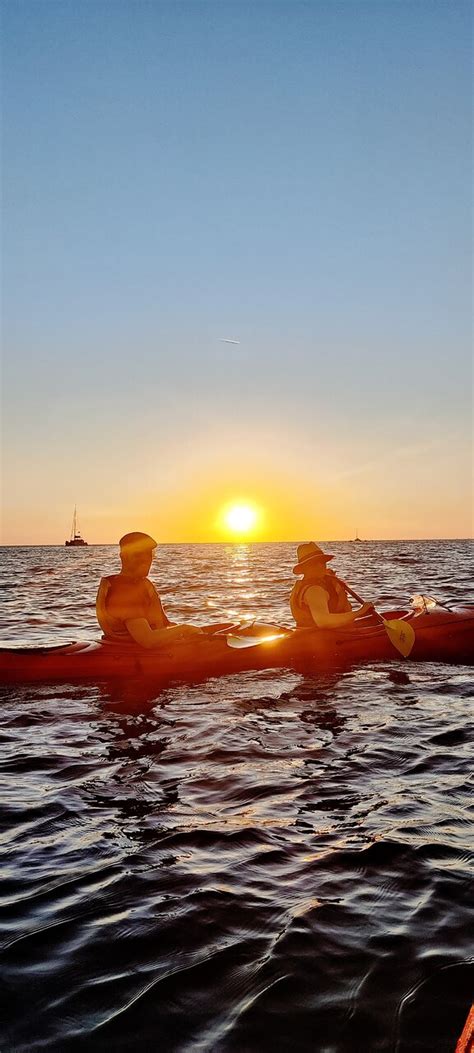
[357,602,374,618]
[176,624,203,639]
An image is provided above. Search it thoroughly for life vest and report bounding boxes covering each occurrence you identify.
[96,575,169,642]
[290,571,351,628]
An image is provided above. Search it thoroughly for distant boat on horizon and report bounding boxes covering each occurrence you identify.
[65,506,88,547]
[350,529,364,543]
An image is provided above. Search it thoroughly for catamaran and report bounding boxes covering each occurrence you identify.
[65,506,88,547]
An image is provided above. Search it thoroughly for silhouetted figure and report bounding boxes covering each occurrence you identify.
[290,542,373,629]
[96,532,202,647]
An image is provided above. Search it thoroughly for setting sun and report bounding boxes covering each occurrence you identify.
[219,501,263,538]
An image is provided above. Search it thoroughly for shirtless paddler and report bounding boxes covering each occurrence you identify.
[96,532,202,647]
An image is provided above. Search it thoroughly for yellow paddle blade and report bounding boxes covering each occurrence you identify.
[383,618,416,658]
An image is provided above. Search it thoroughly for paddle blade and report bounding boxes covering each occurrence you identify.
[226,632,290,650]
[384,618,416,657]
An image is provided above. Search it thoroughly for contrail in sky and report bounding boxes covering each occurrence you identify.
[219,338,240,345]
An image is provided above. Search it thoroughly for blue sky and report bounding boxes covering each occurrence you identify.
[2,0,472,541]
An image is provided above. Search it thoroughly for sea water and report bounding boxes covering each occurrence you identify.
[0,541,473,1051]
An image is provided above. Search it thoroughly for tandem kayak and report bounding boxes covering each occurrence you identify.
[0,606,473,683]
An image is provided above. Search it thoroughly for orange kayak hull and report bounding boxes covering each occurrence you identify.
[0,607,473,683]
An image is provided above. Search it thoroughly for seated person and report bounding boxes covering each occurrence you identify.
[96,532,202,648]
[290,542,373,629]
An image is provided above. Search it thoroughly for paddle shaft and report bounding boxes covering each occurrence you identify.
[335,576,391,628]
[337,579,370,608]
[330,574,374,610]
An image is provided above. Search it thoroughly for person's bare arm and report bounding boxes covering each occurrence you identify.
[145,580,174,627]
[305,586,372,629]
[125,618,202,649]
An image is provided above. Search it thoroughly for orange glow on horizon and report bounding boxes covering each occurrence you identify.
[3,426,472,544]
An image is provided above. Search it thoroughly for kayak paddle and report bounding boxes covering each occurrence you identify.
[224,585,416,657]
[339,579,416,658]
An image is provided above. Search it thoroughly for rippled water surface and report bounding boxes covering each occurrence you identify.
[1,541,473,1052]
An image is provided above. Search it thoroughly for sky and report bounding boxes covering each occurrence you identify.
[1,0,472,543]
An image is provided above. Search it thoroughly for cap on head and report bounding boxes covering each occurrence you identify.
[292,541,334,575]
[119,532,157,557]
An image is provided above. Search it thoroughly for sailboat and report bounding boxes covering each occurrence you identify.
[65,507,88,547]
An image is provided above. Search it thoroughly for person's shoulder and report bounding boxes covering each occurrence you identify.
[304,583,329,598]
[144,577,160,596]
[100,574,119,586]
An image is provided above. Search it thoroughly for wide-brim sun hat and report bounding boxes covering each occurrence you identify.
[292,541,334,574]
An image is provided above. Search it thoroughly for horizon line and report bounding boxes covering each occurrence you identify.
[0,537,472,548]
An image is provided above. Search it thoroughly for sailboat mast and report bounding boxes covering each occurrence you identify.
[65,504,87,545]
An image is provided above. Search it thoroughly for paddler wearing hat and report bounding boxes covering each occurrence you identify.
[290,542,373,629]
[96,532,202,647]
